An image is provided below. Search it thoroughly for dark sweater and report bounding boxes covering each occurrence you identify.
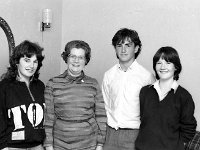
[135,85,197,150]
[0,78,45,149]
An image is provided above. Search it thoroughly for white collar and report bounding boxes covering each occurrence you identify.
[117,60,138,71]
[153,80,179,93]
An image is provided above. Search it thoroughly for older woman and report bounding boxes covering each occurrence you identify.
[44,40,107,150]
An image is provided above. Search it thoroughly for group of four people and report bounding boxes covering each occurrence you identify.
[0,28,197,150]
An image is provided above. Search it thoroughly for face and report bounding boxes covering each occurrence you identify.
[17,55,38,82]
[115,38,138,66]
[155,58,176,81]
[67,48,86,77]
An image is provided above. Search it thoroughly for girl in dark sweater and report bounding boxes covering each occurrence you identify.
[0,40,45,149]
[135,46,197,150]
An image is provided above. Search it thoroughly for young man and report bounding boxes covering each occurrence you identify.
[102,28,155,150]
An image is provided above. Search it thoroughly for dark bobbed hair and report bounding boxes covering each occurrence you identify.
[61,40,91,65]
[112,28,142,59]
[5,40,44,80]
[153,46,182,80]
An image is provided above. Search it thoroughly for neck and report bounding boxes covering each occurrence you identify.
[17,75,30,86]
[159,78,174,94]
[68,70,81,77]
[119,60,135,72]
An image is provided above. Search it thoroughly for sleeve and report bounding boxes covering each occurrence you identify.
[101,73,110,114]
[43,79,55,147]
[180,90,197,143]
[94,80,107,145]
[0,81,8,149]
[148,73,156,85]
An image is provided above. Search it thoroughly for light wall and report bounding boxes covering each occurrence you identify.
[61,0,200,130]
[1,0,200,130]
[0,0,62,84]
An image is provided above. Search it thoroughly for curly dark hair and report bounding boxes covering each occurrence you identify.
[4,40,44,80]
[61,40,91,65]
[153,46,182,80]
[112,28,142,59]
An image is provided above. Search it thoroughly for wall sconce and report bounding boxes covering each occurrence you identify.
[41,9,52,31]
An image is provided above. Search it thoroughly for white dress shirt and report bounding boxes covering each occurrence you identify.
[102,60,155,130]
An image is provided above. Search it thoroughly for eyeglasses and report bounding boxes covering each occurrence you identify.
[68,54,85,61]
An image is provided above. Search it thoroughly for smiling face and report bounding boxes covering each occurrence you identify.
[17,55,38,82]
[155,58,176,82]
[67,48,86,77]
[115,38,138,67]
